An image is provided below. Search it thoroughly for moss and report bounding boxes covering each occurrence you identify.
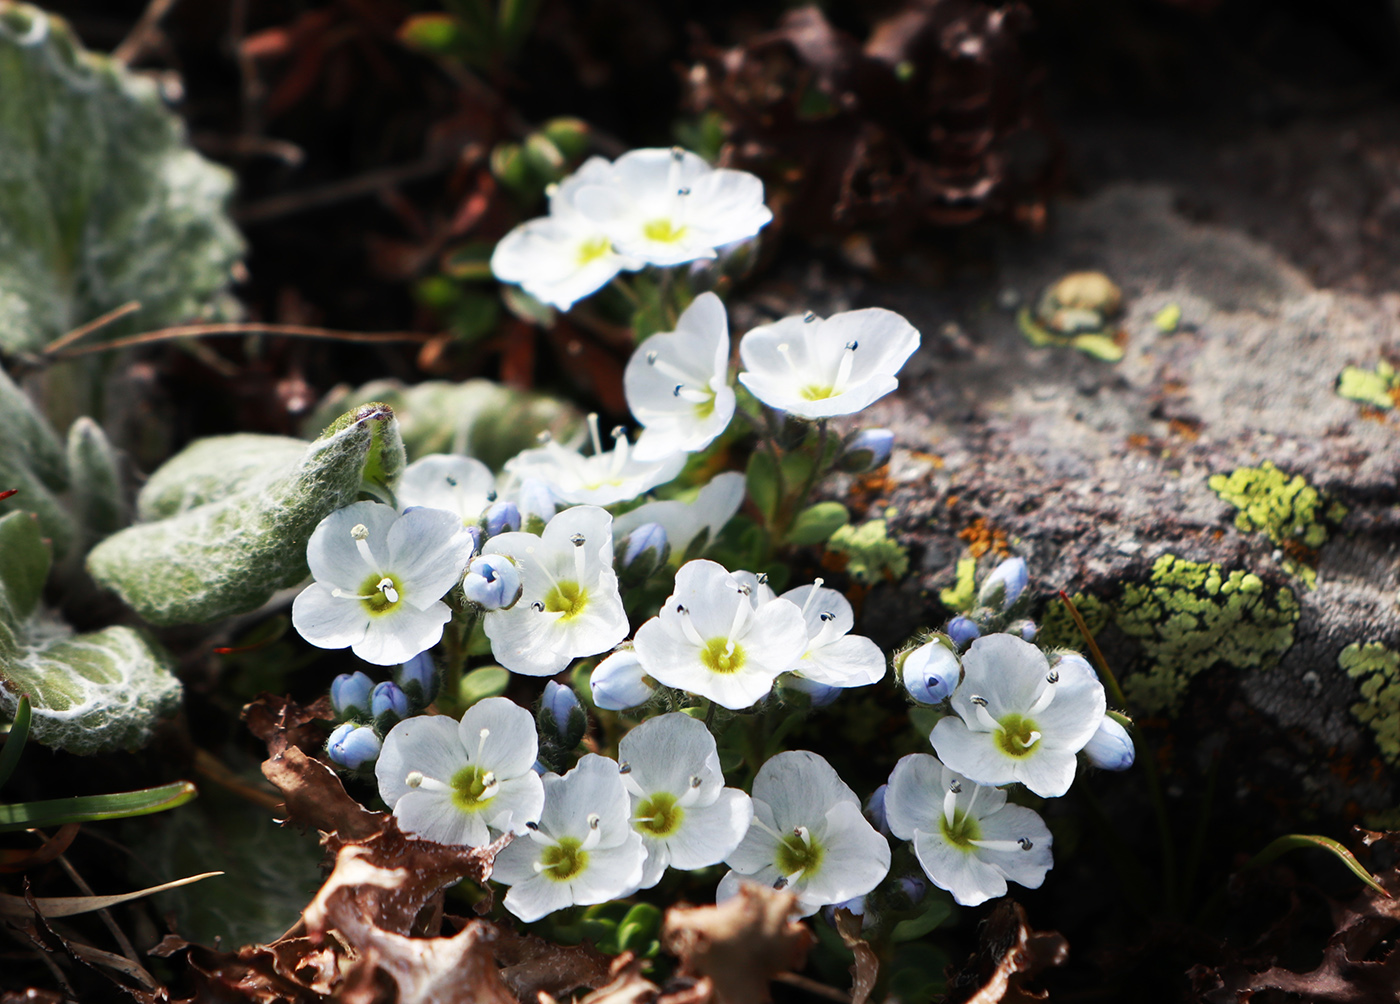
[1116,555,1299,715]
[1207,462,1347,587]
[1341,641,1400,765]
[827,520,908,584]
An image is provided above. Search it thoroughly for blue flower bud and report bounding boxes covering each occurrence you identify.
[946,615,981,649]
[463,554,523,610]
[483,500,521,537]
[394,652,439,709]
[865,783,890,835]
[978,557,1029,611]
[1009,619,1038,642]
[589,650,655,710]
[371,681,410,721]
[898,876,928,905]
[330,671,374,720]
[621,522,669,578]
[1083,715,1135,771]
[841,428,895,473]
[516,478,557,527]
[781,674,840,708]
[327,722,381,770]
[901,639,961,704]
[540,680,587,749]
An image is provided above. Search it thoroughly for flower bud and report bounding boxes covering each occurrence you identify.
[327,722,381,770]
[978,556,1029,611]
[1083,715,1135,771]
[865,783,890,835]
[394,652,439,710]
[781,674,840,708]
[589,650,655,710]
[483,500,521,537]
[901,639,961,704]
[620,522,669,579]
[946,615,981,649]
[516,478,557,529]
[463,554,523,610]
[330,671,374,721]
[371,680,411,727]
[897,875,928,905]
[841,428,895,473]
[539,680,587,749]
[1008,618,1038,642]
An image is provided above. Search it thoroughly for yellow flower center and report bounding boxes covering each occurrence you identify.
[576,236,612,265]
[700,638,745,675]
[545,581,588,620]
[643,218,688,243]
[635,792,684,838]
[540,838,588,881]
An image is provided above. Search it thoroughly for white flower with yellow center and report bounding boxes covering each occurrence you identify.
[885,754,1052,907]
[931,634,1106,798]
[573,147,772,267]
[717,751,890,917]
[504,414,686,508]
[624,292,736,462]
[291,501,476,666]
[738,308,920,420]
[492,754,647,922]
[617,713,752,889]
[611,471,746,567]
[490,157,643,310]
[375,698,545,847]
[778,580,885,690]
[632,560,808,710]
[396,454,498,528]
[481,505,629,677]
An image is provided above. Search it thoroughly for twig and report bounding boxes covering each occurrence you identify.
[50,321,434,360]
[112,0,182,65]
[53,851,148,981]
[42,302,142,355]
[234,156,454,225]
[192,749,284,812]
[775,972,851,1003]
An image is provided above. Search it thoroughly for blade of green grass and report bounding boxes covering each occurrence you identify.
[1243,834,1389,898]
[0,695,31,789]
[0,780,197,833]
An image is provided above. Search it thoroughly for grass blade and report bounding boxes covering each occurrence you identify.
[0,780,197,833]
[1245,833,1389,898]
[0,870,223,918]
[0,695,31,789]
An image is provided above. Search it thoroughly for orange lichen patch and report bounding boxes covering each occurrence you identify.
[1391,385,1400,407]
[1280,538,1320,568]
[908,451,945,469]
[945,495,960,508]
[958,517,1009,559]
[847,471,895,510]
[1112,328,1129,348]
[1168,419,1201,441]
[1162,380,1188,394]
[1126,434,1155,452]
[820,549,850,575]
[1359,405,1391,423]
[846,581,869,620]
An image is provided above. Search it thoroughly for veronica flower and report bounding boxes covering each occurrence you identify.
[375,697,545,847]
[481,505,630,676]
[397,454,498,529]
[618,713,752,889]
[292,501,476,666]
[632,560,808,710]
[738,308,920,420]
[885,754,1052,907]
[573,148,772,267]
[900,638,962,705]
[1083,715,1135,772]
[930,635,1106,798]
[505,415,686,507]
[589,649,656,711]
[625,292,736,461]
[611,472,746,567]
[493,754,647,922]
[718,751,890,917]
[490,157,643,310]
[778,580,885,689]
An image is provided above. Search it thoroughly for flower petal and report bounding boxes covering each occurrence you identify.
[377,715,467,807]
[665,788,753,871]
[392,789,492,847]
[351,601,452,666]
[912,828,1007,907]
[459,697,541,778]
[306,500,397,589]
[291,584,369,651]
[929,717,1018,788]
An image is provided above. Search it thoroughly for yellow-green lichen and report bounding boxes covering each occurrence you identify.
[938,557,978,612]
[1207,462,1346,587]
[1036,592,1113,651]
[1116,555,1299,715]
[827,520,909,584]
[1342,641,1400,764]
[1336,360,1398,411]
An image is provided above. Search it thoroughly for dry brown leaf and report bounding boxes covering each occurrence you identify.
[834,908,878,1004]
[942,900,1068,1004]
[244,692,334,758]
[489,923,615,1000]
[661,884,814,1004]
[261,743,383,840]
[340,919,518,1004]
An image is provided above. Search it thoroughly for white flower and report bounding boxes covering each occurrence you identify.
[589,649,656,710]
[573,148,772,267]
[632,560,808,710]
[490,157,643,310]
[481,505,629,677]
[492,754,647,922]
[885,754,1052,907]
[778,579,885,689]
[718,750,890,917]
[375,697,545,847]
[617,713,752,889]
[292,501,476,666]
[611,472,746,567]
[504,414,686,507]
[1082,712,1135,772]
[930,634,1106,798]
[397,454,498,527]
[624,292,736,462]
[738,308,920,420]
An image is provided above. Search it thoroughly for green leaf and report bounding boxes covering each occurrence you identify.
[87,404,403,626]
[1070,333,1126,362]
[497,0,541,56]
[827,520,909,584]
[304,378,581,471]
[0,3,243,355]
[745,449,780,526]
[65,416,124,543]
[0,780,196,832]
[0,693,29,788]
[502,285,556,327]
[541,118,589,161]
[396,13,470,58]
[785,501,849,546]
[459,665,509,706]
[136,433,309,521]
[890,894,954,942]
[0,510,49,619]
[0,366,74,553]
[1242,833,1389,898]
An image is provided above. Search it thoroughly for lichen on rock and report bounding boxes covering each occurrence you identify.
[1207,461,1347,585]
[827,519,909,584]
[1342,641,1400,764]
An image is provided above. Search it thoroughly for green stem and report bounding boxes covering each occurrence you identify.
[1182,747,1221,914]
[610,276,640,307]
